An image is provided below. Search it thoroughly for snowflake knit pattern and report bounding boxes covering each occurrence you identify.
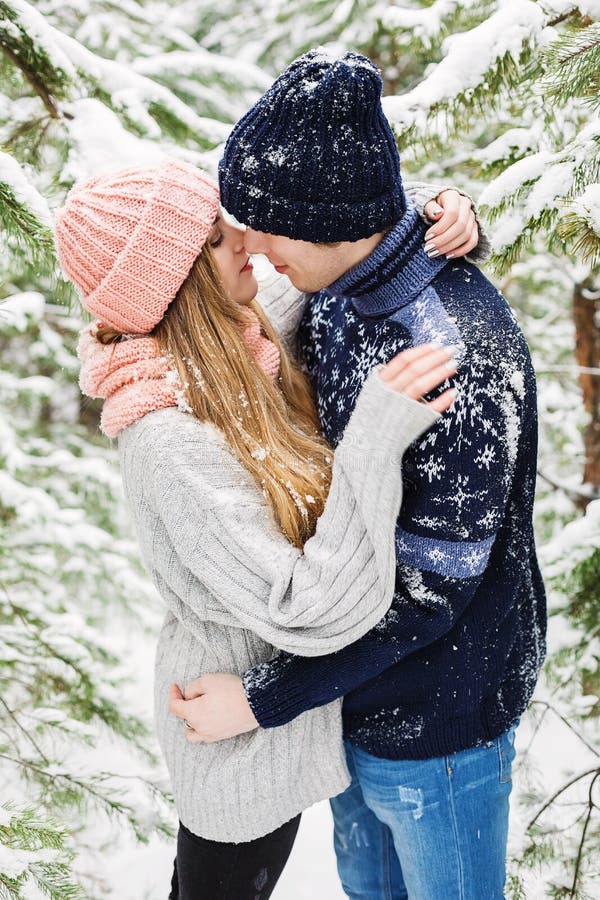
[243,207,547,759]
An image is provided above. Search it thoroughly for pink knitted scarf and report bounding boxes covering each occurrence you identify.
[78,308,281,438]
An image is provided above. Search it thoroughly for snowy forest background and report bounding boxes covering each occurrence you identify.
[0,0,599,897]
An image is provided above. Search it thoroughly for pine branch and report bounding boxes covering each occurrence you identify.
[0,1,74,116]
[0,805,85,900]
[536,468,599,503]
[559,209,600,267]
[529,700,600,758]
[30,864,84,900]
[528,767,600,831]
[547,8,579,28]
[50,24,230,149]
[541,23,600,109]
[0,184,55,268]
[481,120,600,273]
[0,696,49,765]
[0,43,59,119]
[0,752,165,841]
[378,0,496,56]
[384,2,546,150]
[570,770,600,897]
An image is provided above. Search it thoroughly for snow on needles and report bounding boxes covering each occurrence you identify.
[479,117,600,251]
[0,292,45,331]
[0,151,53,228]
[61,99,167,183]
[53,27,231,145]
[571,183,600,236]
[8,0,76,81]
[382,0,545,132]
[9,0,230,148]
[133,47,271,91]
[381,0,465,45]
[479,152,552,208]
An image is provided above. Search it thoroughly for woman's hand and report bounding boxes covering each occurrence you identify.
[168,674,258,743]
[423,190,478,259]
[379,343,458,414]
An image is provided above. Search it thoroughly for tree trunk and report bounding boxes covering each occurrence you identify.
[573,276,600,502]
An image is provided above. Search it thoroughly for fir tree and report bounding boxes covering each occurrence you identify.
[1,0,599,895]
[0,1,270,895]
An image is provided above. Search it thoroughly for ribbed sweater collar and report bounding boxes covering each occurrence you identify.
[328,205,448,317]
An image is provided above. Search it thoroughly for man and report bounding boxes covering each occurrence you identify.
[174,49,546,898]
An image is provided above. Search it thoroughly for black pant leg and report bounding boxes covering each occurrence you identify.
[172,814,301,900]
[168,855,178,900]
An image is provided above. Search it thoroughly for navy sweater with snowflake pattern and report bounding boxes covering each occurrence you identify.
[243,206,547,760]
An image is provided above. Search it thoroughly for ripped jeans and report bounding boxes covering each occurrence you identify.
[330,726,517,900]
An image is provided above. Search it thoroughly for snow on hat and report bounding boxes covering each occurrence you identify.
[54,158,220,333]
[219,47,406,243]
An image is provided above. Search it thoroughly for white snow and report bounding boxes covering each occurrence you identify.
[133,47,271,90]
[383,1,545,132]
[0,152,53,228]
[479,116,600,252]
[479,152,552,208]
[7,0,77,81]
[0,808,13,828]
[579,0,600,16]
[381,0,463,44]
[569,182,600,236]
[475,124,545,168]
[0,292,46,330]
[61,98,166,183]
[541,498,600,577]
[53,27,231,145]
[526,161,573,217]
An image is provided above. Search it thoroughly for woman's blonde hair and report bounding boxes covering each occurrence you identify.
[97,245,333,548]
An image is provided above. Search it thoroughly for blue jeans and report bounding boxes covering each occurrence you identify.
[330,725,517,899]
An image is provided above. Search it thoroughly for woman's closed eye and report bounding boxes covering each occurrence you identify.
[209,229,224,248]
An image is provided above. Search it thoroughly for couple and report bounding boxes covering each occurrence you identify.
[54,49,546,900]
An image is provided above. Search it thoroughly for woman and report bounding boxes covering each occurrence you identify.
[54,157,475,899]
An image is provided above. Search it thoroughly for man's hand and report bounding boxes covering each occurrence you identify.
[168,673,259,743]
[423,190,479,259]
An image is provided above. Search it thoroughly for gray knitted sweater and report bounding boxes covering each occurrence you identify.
[117,183,483,843]
[120,364,438,842]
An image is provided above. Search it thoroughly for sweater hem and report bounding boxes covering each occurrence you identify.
[343,699,529,761]
[175,768,350,844]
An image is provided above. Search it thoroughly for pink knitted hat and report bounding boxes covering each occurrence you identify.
[54,158,219,332]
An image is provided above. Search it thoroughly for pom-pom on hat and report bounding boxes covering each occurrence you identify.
[219,47,406,243]
[54,158,220,333]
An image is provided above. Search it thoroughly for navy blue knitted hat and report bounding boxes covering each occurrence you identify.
[218,48,406,243]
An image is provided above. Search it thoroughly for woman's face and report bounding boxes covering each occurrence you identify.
[207,214,258,306]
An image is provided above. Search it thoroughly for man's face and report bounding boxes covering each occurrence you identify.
[243,228,351,292]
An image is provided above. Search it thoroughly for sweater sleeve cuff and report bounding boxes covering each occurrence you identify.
[404,180,445,218]
[460,190,492,264]
[243,663,308,729]
[405,181,492,264]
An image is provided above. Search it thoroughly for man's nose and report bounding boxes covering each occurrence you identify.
[243,228,268,255]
